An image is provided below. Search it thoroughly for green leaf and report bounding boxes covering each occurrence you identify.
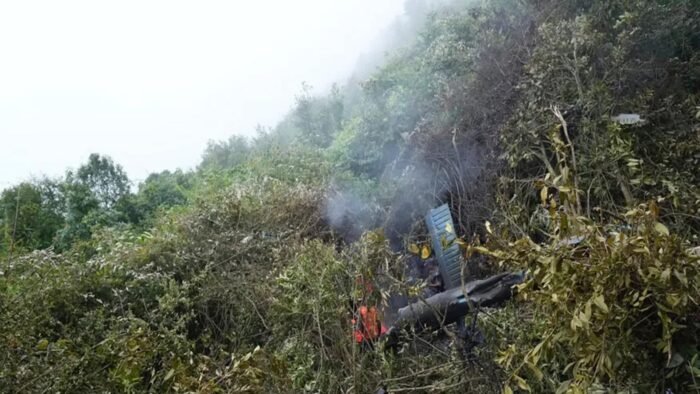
[667,352,684,369]
[673,270,688,286]
[661,268,671,282]
[513,375,531,392]
[527,361,544,381]
[689,366,700,377]
[555,380,572,394]
[593,295,609,313]
[583,302,592,324]
[36,339,49,351]
[654,222,670,236]
[570,314,581,330]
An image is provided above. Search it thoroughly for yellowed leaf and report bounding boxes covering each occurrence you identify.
[445,222,454,233]
[421,245,431,260]
[654,222,670,236]
[649,200,660,218]
[408,243,420,255]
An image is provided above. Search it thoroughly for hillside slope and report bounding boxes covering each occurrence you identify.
[1,0,699,392]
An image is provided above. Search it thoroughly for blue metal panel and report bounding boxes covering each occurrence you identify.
[425,204,463,289]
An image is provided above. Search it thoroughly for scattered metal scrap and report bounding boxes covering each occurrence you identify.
[381,204,525,349]
[611,113,645,125]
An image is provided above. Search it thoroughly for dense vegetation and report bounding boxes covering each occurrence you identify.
[2,0,699,392]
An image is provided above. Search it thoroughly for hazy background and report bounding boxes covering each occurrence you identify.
[0,0,406,186]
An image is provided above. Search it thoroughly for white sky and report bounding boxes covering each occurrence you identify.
[0,0,406,186]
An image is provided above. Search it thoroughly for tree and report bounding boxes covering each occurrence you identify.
[199,136,250,171]
[135,170,192,223]
[293,83,344,148]
[0,182,64,253]
[71,153,131,209]
[55,154,134,250]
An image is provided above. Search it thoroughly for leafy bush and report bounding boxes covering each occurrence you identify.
[0,179,326,392]
[486,203,700,392]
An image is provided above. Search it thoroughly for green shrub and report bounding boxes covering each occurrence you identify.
[486,204,700,392]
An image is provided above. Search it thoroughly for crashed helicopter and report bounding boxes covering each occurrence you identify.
[352,204,525,350]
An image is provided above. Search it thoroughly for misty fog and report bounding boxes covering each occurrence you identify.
[0,0,406,186]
